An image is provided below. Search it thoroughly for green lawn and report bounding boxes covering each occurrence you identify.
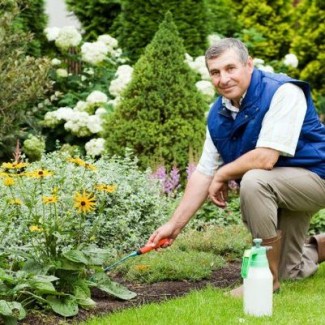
[81,263,325,325]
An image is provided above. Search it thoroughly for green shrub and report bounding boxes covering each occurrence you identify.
[290,0,325,114]
[236,0,294,61]
[65,0,121,41]
[0,0,50,162]
[111,0,210,63]
[103,12,207,174]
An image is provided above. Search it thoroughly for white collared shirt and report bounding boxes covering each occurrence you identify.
[196,83,307,176]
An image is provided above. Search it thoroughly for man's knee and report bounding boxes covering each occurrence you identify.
[240,169,267,200]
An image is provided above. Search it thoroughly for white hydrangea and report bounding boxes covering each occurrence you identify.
[44,27,60,41]
[108,65,133,97]
[87,115,103,134]
[55,26,82,50]
[95,107,108,116]
[81,41,109,65]
[56,68,68,78]
[283,53,298,68]
[195,80,215,100]
[85,138,106,157]
[86,90,108,104]
[207,33,222,46]
[107,98,120,108]
[64,111,91,137]
[43,107,74,128]
[253,58,265,68]
[51,58,61,66]
[97,34,118,50]
[74,100,89,112]
[185,54,210,80]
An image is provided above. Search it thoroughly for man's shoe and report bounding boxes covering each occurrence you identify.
[309,233,325,263]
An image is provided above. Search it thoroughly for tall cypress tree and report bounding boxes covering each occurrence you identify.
[103,12,207,174]
[111,0,210,63]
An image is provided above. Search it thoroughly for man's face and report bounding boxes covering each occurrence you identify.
[207,49,254,107]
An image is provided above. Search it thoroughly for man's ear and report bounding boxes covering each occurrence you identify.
[247,56,254,73]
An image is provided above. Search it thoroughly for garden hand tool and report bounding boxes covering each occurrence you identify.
[104,238,170,272]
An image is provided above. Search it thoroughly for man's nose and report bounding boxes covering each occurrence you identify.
[219,72,230,85]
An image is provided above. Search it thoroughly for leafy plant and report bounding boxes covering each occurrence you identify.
[0,149,173,319]
[0,0,50,162]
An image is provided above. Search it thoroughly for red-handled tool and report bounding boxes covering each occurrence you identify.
[104,238,170,272]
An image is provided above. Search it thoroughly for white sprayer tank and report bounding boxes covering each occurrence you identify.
[242,238,273,317]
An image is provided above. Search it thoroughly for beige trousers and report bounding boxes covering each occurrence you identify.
[240,167,325,280]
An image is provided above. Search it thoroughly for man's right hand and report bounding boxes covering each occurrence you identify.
[146,221,182,248]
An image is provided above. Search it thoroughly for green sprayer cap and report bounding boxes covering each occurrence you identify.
[241,238,269,278]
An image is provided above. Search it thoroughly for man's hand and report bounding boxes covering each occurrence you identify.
[146,221,181,248]
[208,177,228,208]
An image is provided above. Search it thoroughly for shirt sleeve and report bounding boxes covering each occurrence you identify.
[196,128,222,176]
[256,83,307,157]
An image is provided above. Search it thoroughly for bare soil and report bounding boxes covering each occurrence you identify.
[20,262,241,325]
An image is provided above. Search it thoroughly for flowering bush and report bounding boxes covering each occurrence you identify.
[29,26,133,159]
[0,150,172,319]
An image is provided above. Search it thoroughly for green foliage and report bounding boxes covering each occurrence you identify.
[65,0,122,41]
[206,0,241,37]
[114,248,225,283]
[191,194,242,230]
[0,1,50,162]
[290,0,325,114]
[14,0,48,57]
[309,209,325,235]
[111,0,210,63]
[236,0,294,61]
[104,13,207,174]
[0,150,174,318]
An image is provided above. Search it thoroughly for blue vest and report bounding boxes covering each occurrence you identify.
[207,69,325,179]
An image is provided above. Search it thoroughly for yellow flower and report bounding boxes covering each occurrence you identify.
[27,169,53,179]
[1,162,28,169]
[29,225,43,232]
[84,163,96,171]
[95,184,117,193]
[67,157,86,166]
[3,177,15,186]
[74,190,96,213]
[134,264,150,272]
[9,198,22,205]
[42,196,58,204]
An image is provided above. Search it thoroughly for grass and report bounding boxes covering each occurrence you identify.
[82,263,325,325]
[109,225,250,283]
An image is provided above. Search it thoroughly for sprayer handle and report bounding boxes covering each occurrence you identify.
[138,238,170,254]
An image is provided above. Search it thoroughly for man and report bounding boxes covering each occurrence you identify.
[147,38,325,296]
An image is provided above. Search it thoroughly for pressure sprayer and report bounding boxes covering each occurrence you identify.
[241,238,273,317]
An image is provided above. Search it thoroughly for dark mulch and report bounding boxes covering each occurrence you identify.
[20,262,241,325]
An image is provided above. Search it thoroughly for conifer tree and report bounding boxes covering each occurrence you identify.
[111,0,210,63]
[290,0,324,115]
[237,0,294,61]
[103,12,207,174]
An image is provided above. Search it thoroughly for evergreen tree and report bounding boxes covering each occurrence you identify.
[103,12,207,174]
[290,0,324,115]
[65,0,121,41]
[206,0,241,37]
[111,0,210,63]
[236,0,294,61]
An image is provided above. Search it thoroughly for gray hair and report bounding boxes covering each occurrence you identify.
[205,38,249,65]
